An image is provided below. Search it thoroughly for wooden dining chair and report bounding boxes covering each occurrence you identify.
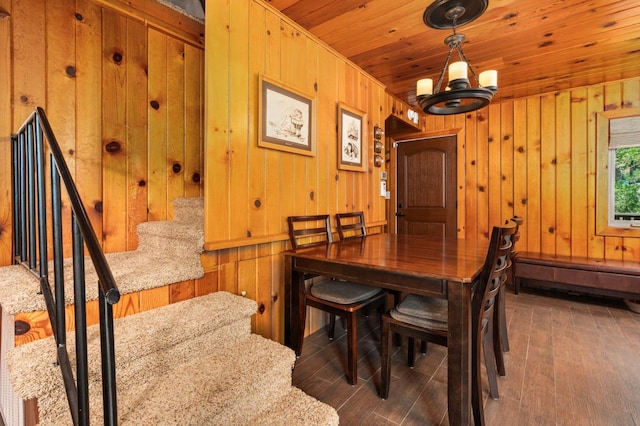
[380,223,515,425]
[494,215,523,377]
[335,211,366,240]
[287,214,387,385]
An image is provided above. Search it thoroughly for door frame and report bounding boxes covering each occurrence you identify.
[387,128,464,236]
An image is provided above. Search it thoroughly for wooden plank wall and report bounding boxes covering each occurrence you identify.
[0,0,205,266]
[203,0,421,340]
[421,77,640,261]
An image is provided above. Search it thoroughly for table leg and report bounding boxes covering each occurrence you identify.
[447,280,473,425]
[284,257,306,356]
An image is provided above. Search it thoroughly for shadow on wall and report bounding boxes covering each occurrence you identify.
[158,0,205,22]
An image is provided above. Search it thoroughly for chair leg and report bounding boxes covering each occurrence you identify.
[420,340,427,354]
[494,285,507,377]
[391,292,403,347]
[407,337,416,368]
[483,327,500,400]
[347,312,358,385]
[327,314,336,340]
[472,333,486,426]
[380,318,391,399]
[499,284,510,352]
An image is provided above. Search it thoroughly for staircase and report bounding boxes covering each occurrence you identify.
[0,197,339,425]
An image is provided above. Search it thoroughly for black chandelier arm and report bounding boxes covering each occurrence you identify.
[455,44,481,86]
[434,45,456,93]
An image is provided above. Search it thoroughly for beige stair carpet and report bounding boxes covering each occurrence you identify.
[2,197,339,425]
[0,197,205,315]
[7,292,339,425]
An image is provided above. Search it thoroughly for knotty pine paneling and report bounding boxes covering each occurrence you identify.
[204,0,398,249]
[102,8,129,253]
[203,0,417,339]
[425,77,640,263]
[125,19,149,250]
[0,0,205,269]
[76,0,105,249]
[0,0,12,266]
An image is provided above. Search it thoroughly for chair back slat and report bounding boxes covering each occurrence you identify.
[287,214,332,249]
[474,224,516,330]
[336,211,366,240]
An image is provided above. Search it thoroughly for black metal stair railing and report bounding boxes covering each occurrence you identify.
[11,107,120,426]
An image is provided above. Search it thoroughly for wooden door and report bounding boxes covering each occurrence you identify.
[396,135,457,237]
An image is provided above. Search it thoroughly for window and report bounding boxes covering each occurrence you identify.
[597,108,640,236]
[608,116,640,227]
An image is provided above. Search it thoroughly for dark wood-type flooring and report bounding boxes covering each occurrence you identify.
[292,288,640,425]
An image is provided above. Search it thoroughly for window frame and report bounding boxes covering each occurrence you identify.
[596,107,640,237]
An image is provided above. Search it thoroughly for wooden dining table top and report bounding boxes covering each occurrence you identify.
[285,233,490,286]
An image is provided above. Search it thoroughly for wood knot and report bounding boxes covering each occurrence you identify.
[258,303,266,314]
[150,100,160,110]
[105,140,121,153]
[65,66,76,78]
[172,163,182,174]
[15,320,30,336]
[94,201,103,213]
[254,199,262,208]
[74,13,83,21]
[112,52,123,63]
[192,172,201,183]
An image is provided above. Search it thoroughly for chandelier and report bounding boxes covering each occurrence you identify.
[416,0,497,115]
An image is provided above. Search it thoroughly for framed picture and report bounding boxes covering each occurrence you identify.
[337,102,367,172]
[259,74,315,156]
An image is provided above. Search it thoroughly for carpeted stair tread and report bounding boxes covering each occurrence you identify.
[136,221,204,257]
[15,334,300,425]
[249,386,340,426]
[116,334,296,425]
[172,196,204,223]
[0,251,205,315]
[0,265,42,315]
[7,291,257,398]
[0,197,206,315]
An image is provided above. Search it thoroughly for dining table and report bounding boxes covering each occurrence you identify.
[284,232,490,425]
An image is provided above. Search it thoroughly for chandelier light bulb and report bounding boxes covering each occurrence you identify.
[479,70,498,90]
[448,61,468,82]
[416,78,434,96]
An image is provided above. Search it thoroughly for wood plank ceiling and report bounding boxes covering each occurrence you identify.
[265,0,640,106]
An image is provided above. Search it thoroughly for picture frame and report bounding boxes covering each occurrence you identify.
[259,74,315,156]
[337,102,367,172]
